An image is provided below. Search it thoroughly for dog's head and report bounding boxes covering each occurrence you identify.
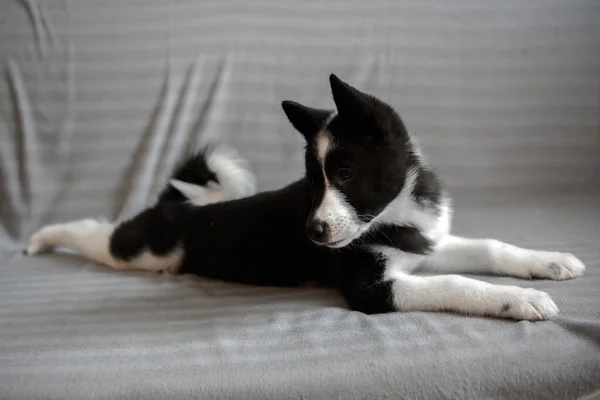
[282,74,414,248]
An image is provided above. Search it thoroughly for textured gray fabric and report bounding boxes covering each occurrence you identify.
[1,0,599,399]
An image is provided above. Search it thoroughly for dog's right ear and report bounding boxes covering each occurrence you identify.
[281,101,332,141]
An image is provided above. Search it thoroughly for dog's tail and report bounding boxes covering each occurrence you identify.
[157,143,257,206]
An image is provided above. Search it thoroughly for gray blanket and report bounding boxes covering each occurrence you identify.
[1,0,599,399]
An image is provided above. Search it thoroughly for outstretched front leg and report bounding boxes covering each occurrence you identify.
[337,246,561,321]
[24,204,187,274]
[422,235,585,280]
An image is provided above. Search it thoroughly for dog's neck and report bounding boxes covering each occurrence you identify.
[372,167,422,226]
[366,152,450,244]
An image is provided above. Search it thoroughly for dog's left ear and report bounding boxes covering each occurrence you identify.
[281,101,333,141]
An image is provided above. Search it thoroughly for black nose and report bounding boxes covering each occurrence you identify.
[307,220,328,242]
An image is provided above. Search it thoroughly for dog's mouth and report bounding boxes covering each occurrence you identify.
[308,220,374,249]
[321,225,371,249]
[323,238,353,249]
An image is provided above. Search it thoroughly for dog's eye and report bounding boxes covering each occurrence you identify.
[337,168,353,182]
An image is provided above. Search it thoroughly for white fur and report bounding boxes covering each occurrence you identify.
[389,269,559,320]
[26,219,183,274]
[170,144,256,206]
[205,144,256,200]
[372,168,451,241]
[424,235,585,280]
[314,186,360,247]
[170,179,224,206]
[316,130,334,161]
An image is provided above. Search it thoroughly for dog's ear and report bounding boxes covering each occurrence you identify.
[330,74,404,142]
[281,101,332,141]
[329,74,373,117]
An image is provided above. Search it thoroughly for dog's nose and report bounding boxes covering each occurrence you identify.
[307,220,328,242]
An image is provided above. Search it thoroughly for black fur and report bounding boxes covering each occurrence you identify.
[412,166,443,211]
[281,101,333,142]
[334,249,395,314]
[112,179,335,286]
[362,224,433,255]
[109,74,443,314]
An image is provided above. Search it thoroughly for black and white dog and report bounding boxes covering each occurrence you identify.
[25,74,585,320]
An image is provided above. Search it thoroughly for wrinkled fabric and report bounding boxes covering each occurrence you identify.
[0,0,599,399]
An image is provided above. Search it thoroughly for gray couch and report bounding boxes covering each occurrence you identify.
[1,1,599,399]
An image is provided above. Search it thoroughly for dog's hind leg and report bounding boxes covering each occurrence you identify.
[421,235,585,280]
[25,206,185,274]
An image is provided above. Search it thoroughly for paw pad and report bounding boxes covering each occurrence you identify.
[548,262,572,280]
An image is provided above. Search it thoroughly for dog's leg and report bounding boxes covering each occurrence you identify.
[421,235,585,280]
[339,248,559,320]
[25,219,119,264]
[388,272,559,320]
[25,206,185,274]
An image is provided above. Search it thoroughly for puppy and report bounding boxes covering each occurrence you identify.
[25,74,585,320]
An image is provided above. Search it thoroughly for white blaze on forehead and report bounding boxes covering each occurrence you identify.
[314,111,338,168]
[313,129,338,223]
[316,130,333,165]
[313,129,335,210]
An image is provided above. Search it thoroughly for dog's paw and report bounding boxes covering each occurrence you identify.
[523,251,585,280]
[498,287,559,321]
[493,241,586,281]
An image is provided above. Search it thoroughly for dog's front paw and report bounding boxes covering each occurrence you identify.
[524,251,586,281]
[498,287,559,321]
